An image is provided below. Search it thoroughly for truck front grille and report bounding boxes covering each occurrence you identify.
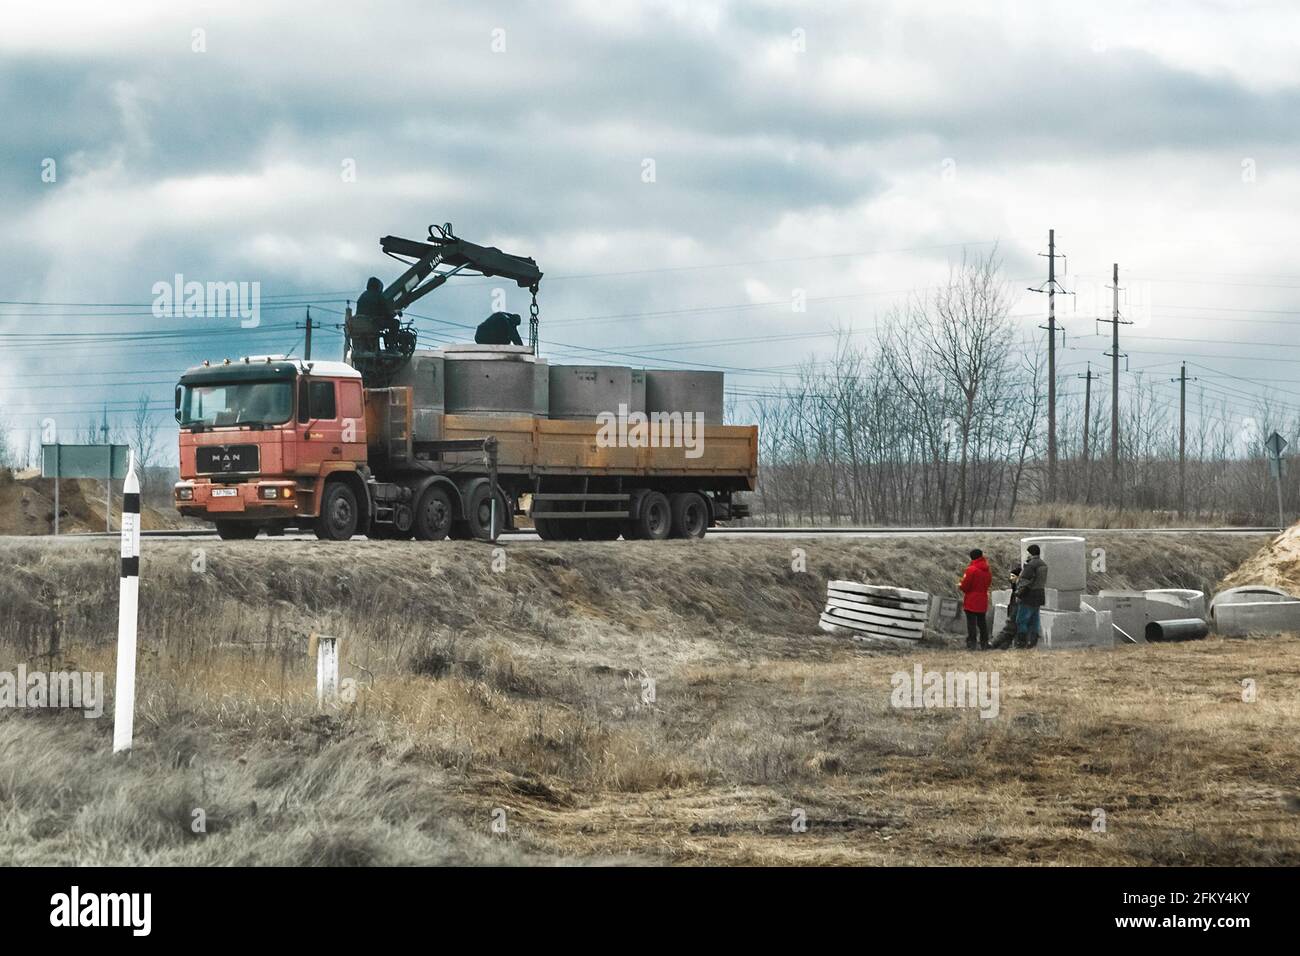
[196,444,260,475]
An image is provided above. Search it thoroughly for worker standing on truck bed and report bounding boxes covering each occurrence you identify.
[350,276,399,352]
[475,311,523,346]
[958,548,992,650]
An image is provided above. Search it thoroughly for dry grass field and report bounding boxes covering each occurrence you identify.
[1,532,1297,866]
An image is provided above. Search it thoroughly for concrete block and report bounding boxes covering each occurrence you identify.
[927,596,964,633]
[1093,590,1151,644]
[1213,600,1300,636]
[1038,608,1114,650]
[1047,588,1082,611]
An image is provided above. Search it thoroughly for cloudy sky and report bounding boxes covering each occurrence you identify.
[3,0,1300,456]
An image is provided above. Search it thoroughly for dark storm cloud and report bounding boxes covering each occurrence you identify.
[2,0,1299,440]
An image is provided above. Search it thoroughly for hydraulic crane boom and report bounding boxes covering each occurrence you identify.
[348,222,544,386]
[380,222,543,313]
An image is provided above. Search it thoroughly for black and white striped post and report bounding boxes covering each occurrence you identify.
[113,451,140,754]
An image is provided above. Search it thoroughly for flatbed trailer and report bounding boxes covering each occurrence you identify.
[175,359,756,542]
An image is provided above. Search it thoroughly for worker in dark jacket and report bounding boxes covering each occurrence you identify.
[958,548,992,650]
[989,563,1022,649]
[1014,544,1048,648]
[350,277,399,352]
[475,311,523,346]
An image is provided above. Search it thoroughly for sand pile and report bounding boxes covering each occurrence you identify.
[1220,524,1300,594]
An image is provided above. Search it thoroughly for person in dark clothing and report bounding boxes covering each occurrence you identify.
[475,311,524,346]
[989,563,1022,649]
[1014,544,1049,648]
[958,548,992,650]
[350,276,399,352]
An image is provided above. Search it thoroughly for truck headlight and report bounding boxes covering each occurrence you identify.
[176,487,194,501]
[262,486,279,500]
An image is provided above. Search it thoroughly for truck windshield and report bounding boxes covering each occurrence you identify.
[180,380,293,427]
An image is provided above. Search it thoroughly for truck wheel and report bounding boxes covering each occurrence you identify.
[633,491,671,541]
[532,500,558,540]
[670,492,708,539]
[622,490,647,539]
[315,481,358,540]
[215,521,260,541]
[414,486,453,541]
[463,483,506,541]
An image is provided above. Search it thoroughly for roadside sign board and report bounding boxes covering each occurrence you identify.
[41,444,131,479]
[1265,431,1288,459]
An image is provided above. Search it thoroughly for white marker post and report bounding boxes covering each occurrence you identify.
[316,634,339,707]
[113,451,140,754]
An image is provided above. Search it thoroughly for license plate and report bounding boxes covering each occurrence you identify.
[211,488,238,498]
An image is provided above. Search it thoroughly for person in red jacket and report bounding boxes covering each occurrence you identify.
[958,548,992,650]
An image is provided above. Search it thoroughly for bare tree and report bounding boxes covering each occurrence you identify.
[927,249,1015,524]
[129,393,162,494]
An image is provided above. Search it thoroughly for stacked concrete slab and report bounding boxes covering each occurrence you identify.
[819,582,929,644]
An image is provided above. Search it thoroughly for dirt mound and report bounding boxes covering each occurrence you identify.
[1220,524,1300,595]
[0,470,187,534]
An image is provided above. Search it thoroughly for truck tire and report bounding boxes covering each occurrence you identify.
[670,492,708,539]
[462,482,506,541]
[413,486,453,541]
[532,499,558,540]
[215,521,260,541]
[631,491,671,540]
[315,481,358,540]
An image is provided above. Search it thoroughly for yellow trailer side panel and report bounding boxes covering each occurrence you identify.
[440,413,757,483]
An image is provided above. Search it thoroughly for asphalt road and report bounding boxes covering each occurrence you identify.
[27,525,1279,543]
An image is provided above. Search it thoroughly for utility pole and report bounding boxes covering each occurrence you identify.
[297,307,315,360]
[1029,229,1072,501]
[1171,363,1197,516]
[1099,263,1132,500]
[1076,363,1098,504]
[1077,363,1096,462]
[100,405,111,533]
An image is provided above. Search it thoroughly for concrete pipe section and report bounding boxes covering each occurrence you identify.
[1145,618,1210,642]
[1145,588,1208,620]
[441,346,549,416]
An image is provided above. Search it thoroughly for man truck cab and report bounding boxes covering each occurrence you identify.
[174,357,369,540]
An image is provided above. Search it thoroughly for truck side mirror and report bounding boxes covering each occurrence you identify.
[298,378,310,424]
[174,385,182,423]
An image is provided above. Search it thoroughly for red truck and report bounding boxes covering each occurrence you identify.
[173,224,757,541]
[173,353,757,541]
